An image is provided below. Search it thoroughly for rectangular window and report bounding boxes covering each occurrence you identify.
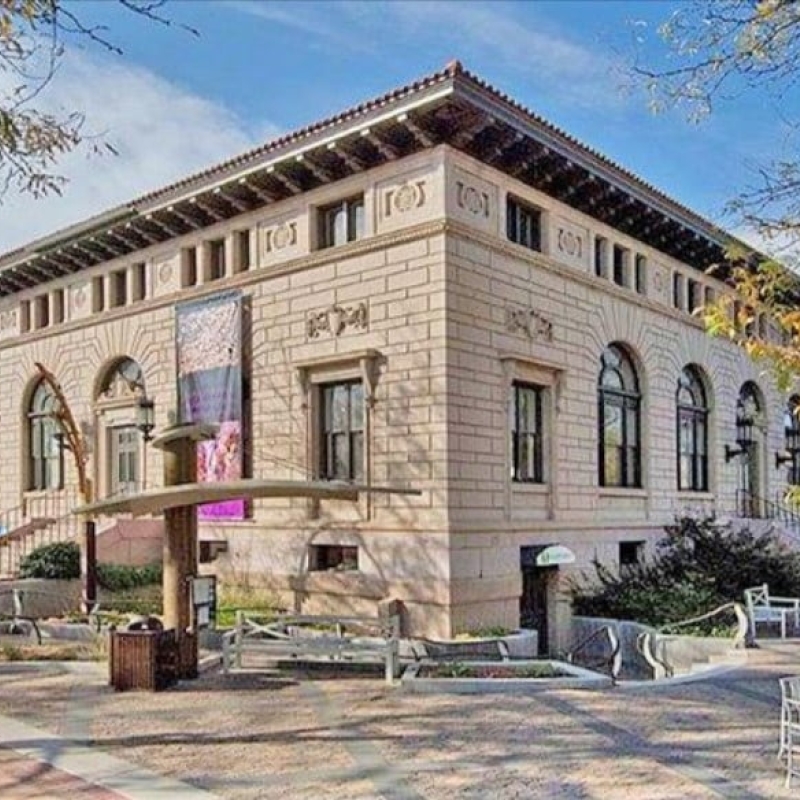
[320,381,364,482]
[309,544,359,572]
[131,263,147,302]
[92,276,105,313]
[19,300,30,333]
[612,245,628,287]
[34,295,49,329]
[619,541,644,569]
[672,272,685,310]
[206,238,226,282]
[687,279,701,313]
[594,237,608,278]
[51,289,65,324]
[510,382,545,483]
[506,196,542,252]
[234,230,251,273]
[319,196,364,249]
[181,247,198,287]
[634,255,646,295]
[704,286,715,308]
[110,270,127,308]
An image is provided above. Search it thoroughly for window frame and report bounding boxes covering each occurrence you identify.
[676,367,709,492]
[309,544,359,572]
[510,381,545,484]
[319,379,365,483]
[319,195,365,250]
[785,395,800,486]
[506,195,542,252]
[598,344,642,489]
[28,382,63,492]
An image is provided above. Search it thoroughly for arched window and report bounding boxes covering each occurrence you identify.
[28,381,62,491]
[98,357,145,400]
[598,344,641,487]
[784,395,800,486]
[677,366,709,491]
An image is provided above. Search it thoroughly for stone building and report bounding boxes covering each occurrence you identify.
[0,62,793,649]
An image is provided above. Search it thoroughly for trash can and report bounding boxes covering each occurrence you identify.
[109,620,179,691]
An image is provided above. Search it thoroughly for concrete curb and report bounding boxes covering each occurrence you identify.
[0,714,219,800]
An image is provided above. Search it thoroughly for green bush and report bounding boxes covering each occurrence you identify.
[96,562,161,592]
[19,541,80,580]
[571,515,800,627]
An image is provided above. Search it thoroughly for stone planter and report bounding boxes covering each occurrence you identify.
[401,659,611,694]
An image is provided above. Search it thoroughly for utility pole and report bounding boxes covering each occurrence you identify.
[33,362,96,615]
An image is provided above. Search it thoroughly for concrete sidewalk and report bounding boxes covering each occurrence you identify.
[0,714,218,800]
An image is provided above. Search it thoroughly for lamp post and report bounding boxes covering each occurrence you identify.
[34,362,95,615]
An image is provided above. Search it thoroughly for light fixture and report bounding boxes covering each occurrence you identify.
[776,426,800,469]
[725,414,755,463]
[135,395,156,442]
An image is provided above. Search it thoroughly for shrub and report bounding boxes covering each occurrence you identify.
[19,541,80,580]
[96,562,161,592]
[571,515,800,627]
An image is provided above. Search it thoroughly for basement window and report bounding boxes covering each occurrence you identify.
[309,544,359,572]
[619,541,644,570]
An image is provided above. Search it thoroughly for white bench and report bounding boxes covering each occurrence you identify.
[744,584,800,640]
[222,611,400,684]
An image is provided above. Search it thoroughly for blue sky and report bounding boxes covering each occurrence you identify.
[0,0,784,251]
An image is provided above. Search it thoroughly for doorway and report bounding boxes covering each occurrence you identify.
[109,425,140,495]
[520,546,556,655]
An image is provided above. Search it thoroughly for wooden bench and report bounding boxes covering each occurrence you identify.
[222,612,400,684]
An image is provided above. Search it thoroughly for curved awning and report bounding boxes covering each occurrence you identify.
[74,479,420,518]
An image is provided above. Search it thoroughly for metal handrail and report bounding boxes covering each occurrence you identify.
[736,489,800,545]
[657,602,737,634]
[566,624,622,681]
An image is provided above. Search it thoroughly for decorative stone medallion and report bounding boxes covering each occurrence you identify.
[557,227,583,259]
[307,302,368,339]
[266,221,298,253]
[505,305,554,342]
[73,286,87,309]
[157,261,173,285]
[391,181,426,214]
[0,310,16,331]
[456,181,490,217]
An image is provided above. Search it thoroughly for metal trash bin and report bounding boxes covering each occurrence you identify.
[109,621,178,691]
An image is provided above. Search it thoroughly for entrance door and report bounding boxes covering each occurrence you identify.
[520,546,553,655]
[109,425,139,496]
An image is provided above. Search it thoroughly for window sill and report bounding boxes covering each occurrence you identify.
[598,487,647,499]
[676,491,714,501]
[511,482,549,494]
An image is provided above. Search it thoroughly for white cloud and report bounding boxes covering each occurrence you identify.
[231,0,615,108]
[0,49,277,253]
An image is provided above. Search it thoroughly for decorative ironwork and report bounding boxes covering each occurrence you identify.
[307,302,369,339]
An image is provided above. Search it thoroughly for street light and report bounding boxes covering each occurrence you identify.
[136,395,156,442]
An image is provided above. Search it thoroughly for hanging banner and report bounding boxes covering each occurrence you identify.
[175,290,244,520]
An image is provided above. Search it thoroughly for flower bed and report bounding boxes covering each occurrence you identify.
[402,659,612,694]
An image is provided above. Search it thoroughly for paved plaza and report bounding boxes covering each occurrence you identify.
[2,644,800,799]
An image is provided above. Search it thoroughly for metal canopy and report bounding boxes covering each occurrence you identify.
[73,479,420,518]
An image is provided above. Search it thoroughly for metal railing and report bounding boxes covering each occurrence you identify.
[566,624,621,682]
[735,490,800,544]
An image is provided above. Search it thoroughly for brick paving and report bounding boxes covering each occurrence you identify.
[2,646,800,799]
[0,746,123,800]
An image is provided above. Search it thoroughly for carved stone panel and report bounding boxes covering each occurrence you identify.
[307,302,369,339]
[448,167,498,234]
[551,217,589,272]
[151,253,180,298]
[650,261,670,304]
[505,305,554,342]
[260,214,304,267]
[0,307,18,340]
[376,167,439,234]
[69,282,92,320]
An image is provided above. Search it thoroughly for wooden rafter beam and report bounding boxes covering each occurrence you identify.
[295,153,334,183]
[238,177,277,203]
[213,187,250,213]
[359,128,397,160]
[164,207,202,232]
[397,112,436,147]
[326,142,365,172]
[125,222,160,245]
[190,196,226,223]
[265,165,303,194]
